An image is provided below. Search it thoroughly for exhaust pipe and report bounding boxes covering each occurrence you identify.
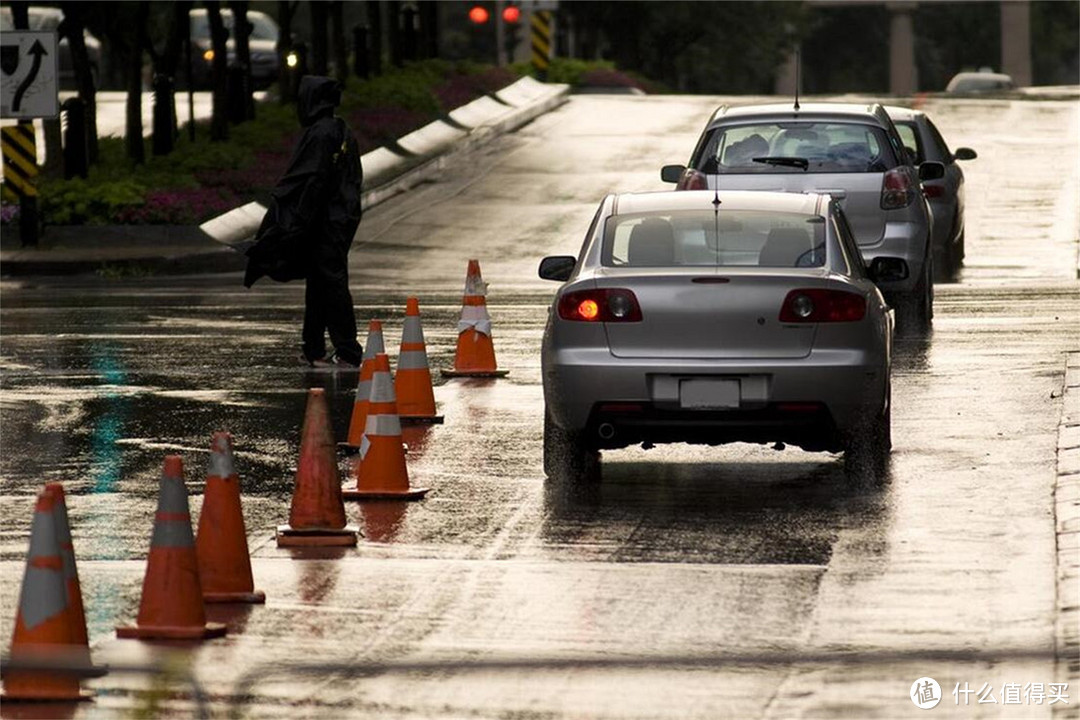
[598,423,616,440]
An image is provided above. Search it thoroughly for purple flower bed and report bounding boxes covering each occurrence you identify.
[346,106,430,153]
[114,187,241,225]
[197,147,294,195]
[579,68,644,89]
[433,67,517,112]
[1,201,18,224]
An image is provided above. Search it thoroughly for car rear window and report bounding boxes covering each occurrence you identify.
[602,210,826,268]
[693,122,898,174]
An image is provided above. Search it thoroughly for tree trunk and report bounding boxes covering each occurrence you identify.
[59,3,99,163]
[387,1,402,68]
[125,1,148,164]
[329,1,347,83]
[420,1,438,60]
[277,1,295,104]
[366,1,382,77]
[230,0,255,120]
[310,1,329,76]
[205,0,230,141]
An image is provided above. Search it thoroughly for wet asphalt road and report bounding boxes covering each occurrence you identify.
[1,94,1078,718]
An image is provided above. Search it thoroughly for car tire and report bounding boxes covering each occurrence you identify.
[544,408,600,483]
[844,386,891,483]
[949,229,965,274]
[897,254,933,334]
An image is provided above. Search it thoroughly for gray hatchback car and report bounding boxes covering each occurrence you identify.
[539,190,897,483]
[662,102,944,332]
[886,105,977,280]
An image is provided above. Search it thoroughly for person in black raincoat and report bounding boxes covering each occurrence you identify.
[244,75,364,367]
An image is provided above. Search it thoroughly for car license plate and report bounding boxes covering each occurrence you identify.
[680,379,740,409]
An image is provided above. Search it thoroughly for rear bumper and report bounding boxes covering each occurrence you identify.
[543,347,887,452]
[859,220,930,294]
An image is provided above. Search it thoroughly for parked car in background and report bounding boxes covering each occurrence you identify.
[0,6,101,90]
[539,190,896,483]
[661,102,943,332]
[886,105,977,280]
[945,71,1015,94]
[188,8,281,89]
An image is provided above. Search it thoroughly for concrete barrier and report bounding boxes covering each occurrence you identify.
[449,96,514,129]
[362,147,410,188]
[396,120,468,158]
[495,76,559,107]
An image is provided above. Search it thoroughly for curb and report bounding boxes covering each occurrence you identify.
[0,79,570,278]
[1055,351,1080,718]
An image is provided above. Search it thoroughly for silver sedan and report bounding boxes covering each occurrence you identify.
[539,190,896,482]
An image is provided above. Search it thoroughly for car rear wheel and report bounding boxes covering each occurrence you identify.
[544,408,600,483]
[897,254,933,334]
[844,388,891,483]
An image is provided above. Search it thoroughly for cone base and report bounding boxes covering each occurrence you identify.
[399,415,444,425]
[0,689,94,702]
[342,487,430,501]
[204,590,266,604]
[441,369,509,378]
[115,622,227,640]
[276,524,358,547]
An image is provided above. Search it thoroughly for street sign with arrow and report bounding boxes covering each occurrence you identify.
[0,31,58,119]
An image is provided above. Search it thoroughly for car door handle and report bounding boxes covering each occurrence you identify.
[816,189,847,199]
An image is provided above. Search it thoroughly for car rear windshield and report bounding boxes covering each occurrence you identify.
[602,210,826,268]
[692,122,898,174]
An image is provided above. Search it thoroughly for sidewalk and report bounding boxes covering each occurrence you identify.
[0,77,569,278]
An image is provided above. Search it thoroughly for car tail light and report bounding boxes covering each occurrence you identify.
[881,167,915,209]
[779,289,866,323]
[676,169,708,191]
[558,289,643,322]
[922,184,945,199]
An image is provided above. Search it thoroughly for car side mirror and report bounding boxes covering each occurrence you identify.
[868,256,909,283]
[918,161,945,181]
[661,165,685,184]
[539,255,576,282]
[953,147,977,161]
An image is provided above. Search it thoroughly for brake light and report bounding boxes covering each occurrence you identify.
[558,289,643,322]
[881,167,915,209]
[779,289,866,323]
[922,184,944,199]
[676,169,708,191]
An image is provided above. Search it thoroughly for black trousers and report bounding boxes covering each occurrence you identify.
[302,244,362,365]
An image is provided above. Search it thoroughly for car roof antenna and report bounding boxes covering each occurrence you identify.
[793,49,801,111]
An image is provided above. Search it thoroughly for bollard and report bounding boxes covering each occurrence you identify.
[353,25,370,79]
[290,42,309,101]
[151,73,177,156]
[61,97,89,179]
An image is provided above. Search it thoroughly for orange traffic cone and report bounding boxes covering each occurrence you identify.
[442,260,509,378]
[2,488,93,702]
[43,484,91,662]
[116,456,227,640]
[340,320,386,454]
[195,433,266,603]
[277,388,359,546]
[396,297,444,424]
[343,353,430,501]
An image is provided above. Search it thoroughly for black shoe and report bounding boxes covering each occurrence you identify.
[326,353,359,369]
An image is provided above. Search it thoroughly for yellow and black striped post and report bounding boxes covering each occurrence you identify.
[1,122,39,246]
[530,10,552,80]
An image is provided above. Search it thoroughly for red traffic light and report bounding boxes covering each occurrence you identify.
[502,5,521,23]
[468,5,490,24]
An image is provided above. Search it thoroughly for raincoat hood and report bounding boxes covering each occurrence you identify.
[297,75,342,127]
